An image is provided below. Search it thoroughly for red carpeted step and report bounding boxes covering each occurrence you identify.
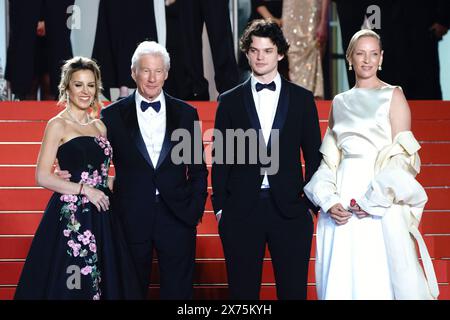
[1,284,449,300]
[413,120,450,140]
[0,260,313,286]
[1,100,449,301]
[2,100,450,121]
[1,164,449,188]
[420,212,450,234]
[0,257,448,300]
[0,285,320,300]
[0,212,220,235]
[418,165,450,187]
[0,102,220,121]
[4,258,447,288]
[423,188,450,210]
[1,188,449,214]
[0,166,117,187]
[0,144,40,165]
[0,166,115,187]
[0,188,214,211]
[0,102,64,120]
[0,213,43,234]
[0,188,215,211]
[1,141,449,166]
[0,257,313,286]
[0,187,449,214]
[1,210,448,237]
[0,122,46,142]
[0,167,36,187]
[0,188,52,211]
[408,101,450,120]
[414,143,450,164]
[2,233,449,261]
[0,259,447,299]
[424,236,450,259]
[0,235,267,260]
[2,119,450,143]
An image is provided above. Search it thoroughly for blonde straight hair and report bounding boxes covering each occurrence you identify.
[346,29,382,61]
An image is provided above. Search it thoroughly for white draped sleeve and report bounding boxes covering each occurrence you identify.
[304,128,341,214]
[357,131,426,218]
[357,131,439,300]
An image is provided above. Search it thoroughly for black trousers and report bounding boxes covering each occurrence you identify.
[5,0,74,98]
[127,196,197,299]
[177,0,239,100]
[219,189,314,300]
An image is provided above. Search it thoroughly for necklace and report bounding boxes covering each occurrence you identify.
[354,80,385,90]
[66,107,92,126]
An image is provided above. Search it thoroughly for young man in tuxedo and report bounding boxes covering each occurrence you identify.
[100,41,208,299]
[212,19,322,300]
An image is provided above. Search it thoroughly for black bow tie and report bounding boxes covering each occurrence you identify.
[140,100,161,113]
[255,81,276,92]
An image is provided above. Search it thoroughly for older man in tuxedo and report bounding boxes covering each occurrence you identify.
[101,41,208,299]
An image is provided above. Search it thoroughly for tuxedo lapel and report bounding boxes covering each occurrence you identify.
[155,93,176,169]
[242,78,262,131]
[121,93,154,169]
[267,77,290,148]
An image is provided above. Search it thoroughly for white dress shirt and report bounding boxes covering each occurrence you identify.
[135,90,166,194]
[251,73,281,189]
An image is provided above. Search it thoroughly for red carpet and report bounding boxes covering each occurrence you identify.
[0,100,449,300]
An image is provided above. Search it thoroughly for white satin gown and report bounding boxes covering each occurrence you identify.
[314,85,399,300]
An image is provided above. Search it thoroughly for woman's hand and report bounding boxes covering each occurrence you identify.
[328,203,352,225]
[82,185,110,212]
[349,199,370,218]
[316,19,328,57]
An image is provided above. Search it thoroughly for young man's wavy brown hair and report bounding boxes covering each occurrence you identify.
[239,19,290,56]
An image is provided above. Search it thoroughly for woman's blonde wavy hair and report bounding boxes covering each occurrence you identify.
[57,56,103,115]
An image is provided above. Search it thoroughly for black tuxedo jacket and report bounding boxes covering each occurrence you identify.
[211,77,322,220]
[101,92,208,242]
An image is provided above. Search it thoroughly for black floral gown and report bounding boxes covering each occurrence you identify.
[15,136,141,300]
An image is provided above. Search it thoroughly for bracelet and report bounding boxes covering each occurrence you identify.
[78,183,84,195]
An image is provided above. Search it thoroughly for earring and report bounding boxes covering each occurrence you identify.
[348,63,353,71]
[378,64,382,71]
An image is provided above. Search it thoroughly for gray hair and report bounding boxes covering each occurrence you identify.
[130,41,171,71]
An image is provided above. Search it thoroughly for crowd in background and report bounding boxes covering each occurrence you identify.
[3,0,450,102]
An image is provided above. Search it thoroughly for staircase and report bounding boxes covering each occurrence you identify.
[0,100,449,300]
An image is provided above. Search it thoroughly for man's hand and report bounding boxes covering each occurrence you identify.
[36,21,46,37]
[328,203,352,225]
[430,23,448,40]
[273,17,283,27]
[54,160,71,181]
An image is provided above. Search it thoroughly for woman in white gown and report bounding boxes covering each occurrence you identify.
[304,29,439,300]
